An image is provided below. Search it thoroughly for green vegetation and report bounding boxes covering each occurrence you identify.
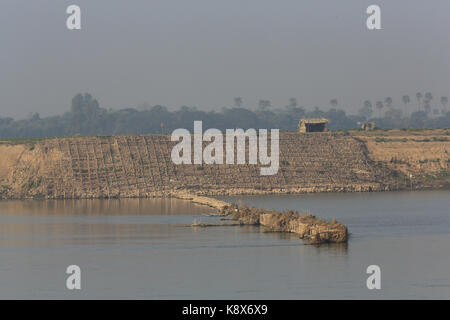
[431,137,449,142]
[375,137,408,143]
[375,137,449,143]
[0,137,48,145]
[422,169,450,181]
[0,93,448,138]
[390,157,409,165]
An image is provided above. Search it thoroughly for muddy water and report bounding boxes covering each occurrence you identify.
[0,191,449,299]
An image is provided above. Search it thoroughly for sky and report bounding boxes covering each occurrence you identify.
[0,0,449,118]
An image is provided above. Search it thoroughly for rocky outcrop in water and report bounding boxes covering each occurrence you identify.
[216,204,348,244]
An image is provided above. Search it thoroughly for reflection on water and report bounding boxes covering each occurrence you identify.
[307,242,348,254]
[0,191,449,299]
[0,198,214,248]
[0,198,214,216]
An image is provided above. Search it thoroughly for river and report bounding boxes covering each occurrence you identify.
[0,191,449,299]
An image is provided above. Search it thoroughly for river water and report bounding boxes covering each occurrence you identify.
[0,191,449,299]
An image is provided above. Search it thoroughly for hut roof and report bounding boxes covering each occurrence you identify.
[299,118,329,124]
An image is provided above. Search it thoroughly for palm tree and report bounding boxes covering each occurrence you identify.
[376,101,384,118]
[423,93,433,114]
[384,97,393,109]
[416,92,422,111]
[288,98,297,108]
[423,100,431,114]
[330,99,338,108]
[440,96,448,114]
[258,99,271,111]
[402,95,410,116]
[360,100,373,120]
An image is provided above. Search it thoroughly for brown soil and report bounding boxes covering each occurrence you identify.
[354,129,450,189]
[0,130,448,200]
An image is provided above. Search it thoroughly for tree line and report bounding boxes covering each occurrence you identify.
[0,93,449,138]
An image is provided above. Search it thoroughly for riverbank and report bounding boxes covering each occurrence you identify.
[0,130,448,201]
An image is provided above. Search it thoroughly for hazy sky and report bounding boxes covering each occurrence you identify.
[1,0,449,118]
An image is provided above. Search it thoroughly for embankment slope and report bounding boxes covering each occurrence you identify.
[0,131,448,200]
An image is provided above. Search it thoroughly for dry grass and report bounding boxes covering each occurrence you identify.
[356,132,450,177]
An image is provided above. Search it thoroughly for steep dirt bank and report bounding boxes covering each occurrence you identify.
[0,130,448,200]
[354,129,450,190]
